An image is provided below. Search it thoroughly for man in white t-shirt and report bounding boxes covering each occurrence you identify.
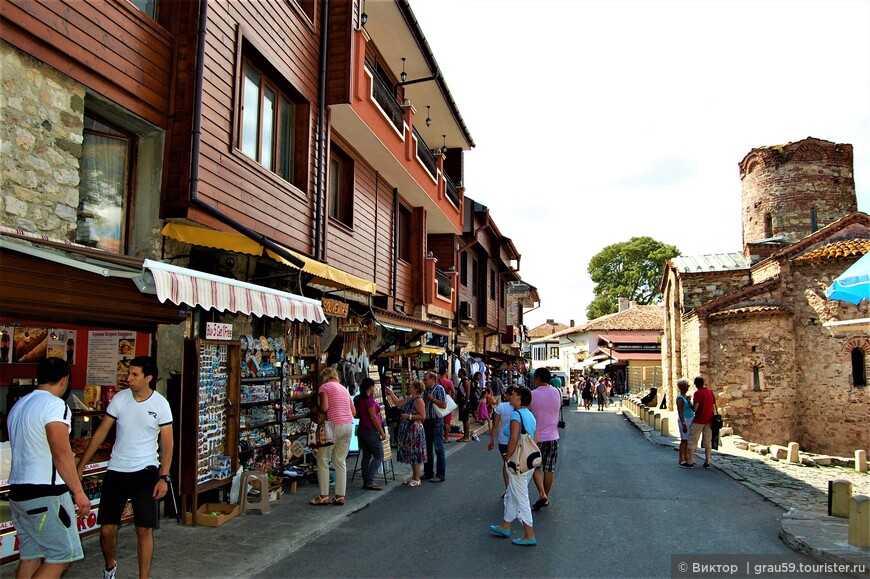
[528,368,561,511]
[77,356,173,579]
[9,358,91,579]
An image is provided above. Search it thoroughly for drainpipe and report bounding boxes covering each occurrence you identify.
[391,188,398,302]
[313,0,329,260]
[188,0,304,267]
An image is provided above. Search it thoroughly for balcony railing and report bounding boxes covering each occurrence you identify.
[369,65,404,133]
[444,173,460,207]
[414,128,438,179]
[435,268,452,300]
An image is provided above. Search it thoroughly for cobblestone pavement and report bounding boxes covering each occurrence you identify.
[619,401,870,573]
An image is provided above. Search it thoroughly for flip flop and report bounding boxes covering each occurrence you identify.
[531,498,549,511]
[309,496,332,505]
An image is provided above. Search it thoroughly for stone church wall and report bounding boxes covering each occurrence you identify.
[707,312,798,445]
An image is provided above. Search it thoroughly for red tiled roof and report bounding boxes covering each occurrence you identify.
[709,305,789,319]
[581,305,664,332]
[527,322,568,338]
[793,238,870,261]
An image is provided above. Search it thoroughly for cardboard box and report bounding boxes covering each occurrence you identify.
[195,503,239,527]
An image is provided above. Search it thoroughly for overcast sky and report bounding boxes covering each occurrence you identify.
[410,0,870,328]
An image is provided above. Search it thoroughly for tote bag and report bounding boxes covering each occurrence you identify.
[506,411,542,475]
[307,413,335,447]
[434,394,458,418]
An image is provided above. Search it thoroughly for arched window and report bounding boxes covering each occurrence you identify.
[852,348,867,387]
[752,366,762,391]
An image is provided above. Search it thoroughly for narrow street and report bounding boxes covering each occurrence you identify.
[256,404,812,578]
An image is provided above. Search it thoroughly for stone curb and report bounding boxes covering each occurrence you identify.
[621,408,870,572]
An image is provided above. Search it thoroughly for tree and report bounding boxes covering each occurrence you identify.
[586,236,680,319]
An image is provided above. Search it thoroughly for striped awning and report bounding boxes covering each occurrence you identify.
[142,260,325,323]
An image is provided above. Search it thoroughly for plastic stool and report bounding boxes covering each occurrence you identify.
[239,471,270,515]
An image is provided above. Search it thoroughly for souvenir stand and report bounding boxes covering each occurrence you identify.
[178,321,321,524]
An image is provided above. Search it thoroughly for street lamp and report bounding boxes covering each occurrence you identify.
[606,340,614,389]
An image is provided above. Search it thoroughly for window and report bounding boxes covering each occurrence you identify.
[460,252,468,286]
[472,258,479,297]
[295,0,314,20]
[764,213,773,238]
[549,347,559,359]
[852,348,867,387]
[490,269,496,300]
[752,366,762,391]
[810,208,818,232]
[128,0,157,18]
[238,55,307,188]
[328,145,354,227]
[77,115,133,252]
[500,279,506,308]
[397,205,412,263]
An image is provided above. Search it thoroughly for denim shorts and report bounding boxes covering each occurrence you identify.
[10,494,84,563]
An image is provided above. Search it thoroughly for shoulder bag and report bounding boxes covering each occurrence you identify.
[307,412,335,447]
[434,392,458,419]
[506,410,542,475]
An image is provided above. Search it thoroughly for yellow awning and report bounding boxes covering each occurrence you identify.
[162,222,376,296]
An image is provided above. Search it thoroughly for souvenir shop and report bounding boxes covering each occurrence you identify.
[0,227,341,558]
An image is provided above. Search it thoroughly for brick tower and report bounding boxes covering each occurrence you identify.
[738,137,856,260]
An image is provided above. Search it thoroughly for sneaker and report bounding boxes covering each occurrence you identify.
[472,434,480,442]
[429,477,443,482]
[104,565,117,579]
[703,462,711,469]
[679,462,693,469]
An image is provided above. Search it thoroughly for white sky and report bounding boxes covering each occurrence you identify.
[410,0,870,328]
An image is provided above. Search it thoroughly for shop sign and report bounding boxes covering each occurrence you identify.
[339,324,360,333]
[321,298,349,318]
[206,322,233,341]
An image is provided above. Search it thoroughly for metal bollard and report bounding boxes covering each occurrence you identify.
[829,480,853,518]
[660,416,669,436]
[848,495,870,548]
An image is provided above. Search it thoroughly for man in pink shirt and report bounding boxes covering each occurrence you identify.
[528,368,561,510]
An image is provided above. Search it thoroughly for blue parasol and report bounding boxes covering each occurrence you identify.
[825,252,870,304]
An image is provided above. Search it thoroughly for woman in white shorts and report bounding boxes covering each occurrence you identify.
[676,378,695,467]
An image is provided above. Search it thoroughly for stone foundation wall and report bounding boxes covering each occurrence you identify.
[1,40,85,238]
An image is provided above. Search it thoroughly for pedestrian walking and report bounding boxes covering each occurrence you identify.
[77,356,173,579]
[310,367,355,506]
[456,369,472,442]
[488,386,516,494]
[489,386,538,546]
[528,367,560,511]
[675,378,695,468]
[385,381,427,486]
[354,377,387,490]
[422,371,447,482]
[596,378,607,411]
[687,375,716,468]
[9,358,90,579]
[437,366,455,443]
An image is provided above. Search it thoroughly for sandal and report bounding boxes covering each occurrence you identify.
[309,495,332,505]
[531,497,549,511]
[333,496,346,506]
[363,484,383,491]
[403,479,421,487]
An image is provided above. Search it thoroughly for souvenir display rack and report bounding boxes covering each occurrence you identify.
[179,339,241,521]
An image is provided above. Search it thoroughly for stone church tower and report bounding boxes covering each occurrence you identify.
[739,138,857,263]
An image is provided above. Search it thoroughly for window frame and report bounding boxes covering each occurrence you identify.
[77,113,137,253]
[490,268,496,301]
[232,32,311,196]
[460,252,468,287]
[328,144,354,228]
[852,348,867,387]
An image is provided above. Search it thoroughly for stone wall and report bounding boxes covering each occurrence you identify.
[1,40,84,238]
[680,270,751,311]
[740,138,856,247]
[788,261,870,455]
[708,311,798,444]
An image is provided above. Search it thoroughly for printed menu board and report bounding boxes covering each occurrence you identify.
[87,330,136,388]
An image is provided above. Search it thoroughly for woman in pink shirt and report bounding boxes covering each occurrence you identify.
[310,367,356,506]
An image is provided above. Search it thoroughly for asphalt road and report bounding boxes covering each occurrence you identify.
[256,404,816,578]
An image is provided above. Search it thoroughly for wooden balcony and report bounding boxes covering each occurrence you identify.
[424,257,455,318]
[329,29,463,234]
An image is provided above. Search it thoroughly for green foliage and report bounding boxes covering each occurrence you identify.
[585,236,680,319]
